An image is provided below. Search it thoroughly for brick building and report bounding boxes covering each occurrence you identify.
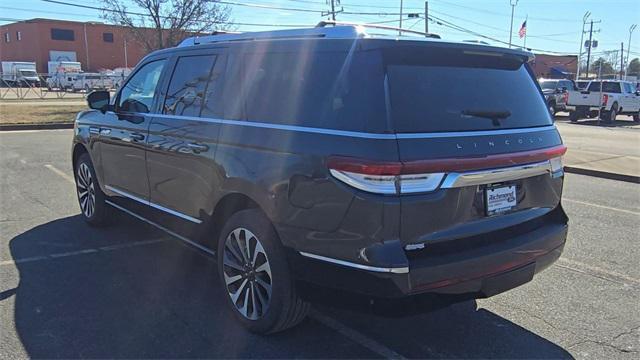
[530,54,578,79]
[0,18,152,74]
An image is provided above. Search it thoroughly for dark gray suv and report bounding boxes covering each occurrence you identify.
[72,24,568,334]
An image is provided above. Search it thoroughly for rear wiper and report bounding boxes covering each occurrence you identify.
[462,109,511,126]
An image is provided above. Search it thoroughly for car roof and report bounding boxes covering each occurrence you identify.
[146,24,533,62]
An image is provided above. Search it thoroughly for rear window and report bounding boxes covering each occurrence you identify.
[540,81,558,90]
[386,47,552,133]
[587,81,621,93]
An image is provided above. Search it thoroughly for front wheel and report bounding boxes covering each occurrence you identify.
[75,153,111,226]
[217,209,309,334]
[633,111,639,122]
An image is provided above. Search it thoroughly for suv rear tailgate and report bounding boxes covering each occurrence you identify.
[383,44,564,247]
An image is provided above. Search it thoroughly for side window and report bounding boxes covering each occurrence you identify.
[201,55,227,119]
[163,55,216,117]
[118,60,166,113]
[602,82,621,93]
[241,51,385,132]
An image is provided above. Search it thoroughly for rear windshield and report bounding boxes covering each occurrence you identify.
[587,81,621,93]
[540,81,558,90]
[386,47,552,133]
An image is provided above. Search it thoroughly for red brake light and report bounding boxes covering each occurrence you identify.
[602,94,609,106]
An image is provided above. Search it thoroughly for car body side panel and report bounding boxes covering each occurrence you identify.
[214,122,402,265]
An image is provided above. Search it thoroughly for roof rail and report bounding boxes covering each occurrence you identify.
[178,25,363,47]
[316,20,441,39]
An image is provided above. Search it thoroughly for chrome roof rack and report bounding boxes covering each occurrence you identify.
[178,25,363,47]
[316,20,441,39]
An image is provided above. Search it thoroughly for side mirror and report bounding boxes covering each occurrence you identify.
[87,90,111,113]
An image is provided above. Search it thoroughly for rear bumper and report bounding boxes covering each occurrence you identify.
[289,217,567,301]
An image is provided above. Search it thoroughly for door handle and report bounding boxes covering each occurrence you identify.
[187,143,209,153]
[130,132,145,141]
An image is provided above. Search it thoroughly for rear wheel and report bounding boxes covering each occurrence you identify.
[217,209,309,334]
[75,153,111,226]
[547,101,557,116]
[602,104,618,124]
[633,111,639,122]
[569,111,579,122]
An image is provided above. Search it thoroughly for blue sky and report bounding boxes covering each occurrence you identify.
[2,0,639,59]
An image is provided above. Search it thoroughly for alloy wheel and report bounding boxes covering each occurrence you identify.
[77,163,95,218]
[223,227,272,320]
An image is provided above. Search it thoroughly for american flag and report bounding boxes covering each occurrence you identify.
[518,20,527,38]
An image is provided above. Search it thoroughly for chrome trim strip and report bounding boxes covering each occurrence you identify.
[105,185,203,224]
[150,114,556,140]
[440,160,553,188]
[151,114,396,140]
[299,251,409,274]
[394,125,557,139]
[105,200,215,256]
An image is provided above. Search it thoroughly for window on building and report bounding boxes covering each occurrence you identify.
[163,55,217,117]
[16,31,21,41]
[4,33,9,43]
[51,28,75,41]
[103,32,114,43]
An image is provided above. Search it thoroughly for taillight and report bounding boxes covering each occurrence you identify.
[327,145,567,195]
[602,94,609,106]
[326,157,444,194]
[563,92,569,103]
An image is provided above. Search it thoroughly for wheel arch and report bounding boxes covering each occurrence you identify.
[72,142,89,171]
[208,192,268,249]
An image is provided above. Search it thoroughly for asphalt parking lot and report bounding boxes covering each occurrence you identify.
[1,129,639,359]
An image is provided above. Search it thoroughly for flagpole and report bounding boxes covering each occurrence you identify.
[523,15,528,49]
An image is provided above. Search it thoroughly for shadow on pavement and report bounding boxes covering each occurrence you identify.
[8,215,572,358]
[554,115,639,128]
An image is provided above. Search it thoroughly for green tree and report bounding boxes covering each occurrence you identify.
[628,58,640,77]
[101,0,232,52]
[590,58,615,76]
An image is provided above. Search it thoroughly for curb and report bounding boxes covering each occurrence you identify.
[0,123,74,131]
[564,166,640,184]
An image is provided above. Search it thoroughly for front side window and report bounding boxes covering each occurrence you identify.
[163,55,216,117]
[118,60,166,113]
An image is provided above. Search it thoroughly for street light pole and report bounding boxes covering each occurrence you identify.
[508,0,519,48]
[399,0,404,36]
[625,24,637,78]
[576,11,590,79]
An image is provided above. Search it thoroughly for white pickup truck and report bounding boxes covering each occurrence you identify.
[567,80,640,123]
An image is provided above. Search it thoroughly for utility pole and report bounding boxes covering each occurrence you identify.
[399,0,404,36]
[625,24,637,78]
[322,0,342,21]
[576,11,590,79]
[585,20,600,78]
[425,1,429,34]
[508,0,519,48]
[621,42,625,80]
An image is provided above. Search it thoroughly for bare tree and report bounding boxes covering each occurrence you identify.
[100,0,232,52]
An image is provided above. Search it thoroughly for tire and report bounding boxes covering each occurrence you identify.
[217,209,309,334]
[569,111,578,122]
[75,153,111,227]
[633,112,639,122]
[548,101,557,116]
[602,104,617,124]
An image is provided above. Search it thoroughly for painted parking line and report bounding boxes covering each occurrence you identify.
[0,238,166,267]
[563,198,640,216]
[556,257,640,288]
[44,163,75,184]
